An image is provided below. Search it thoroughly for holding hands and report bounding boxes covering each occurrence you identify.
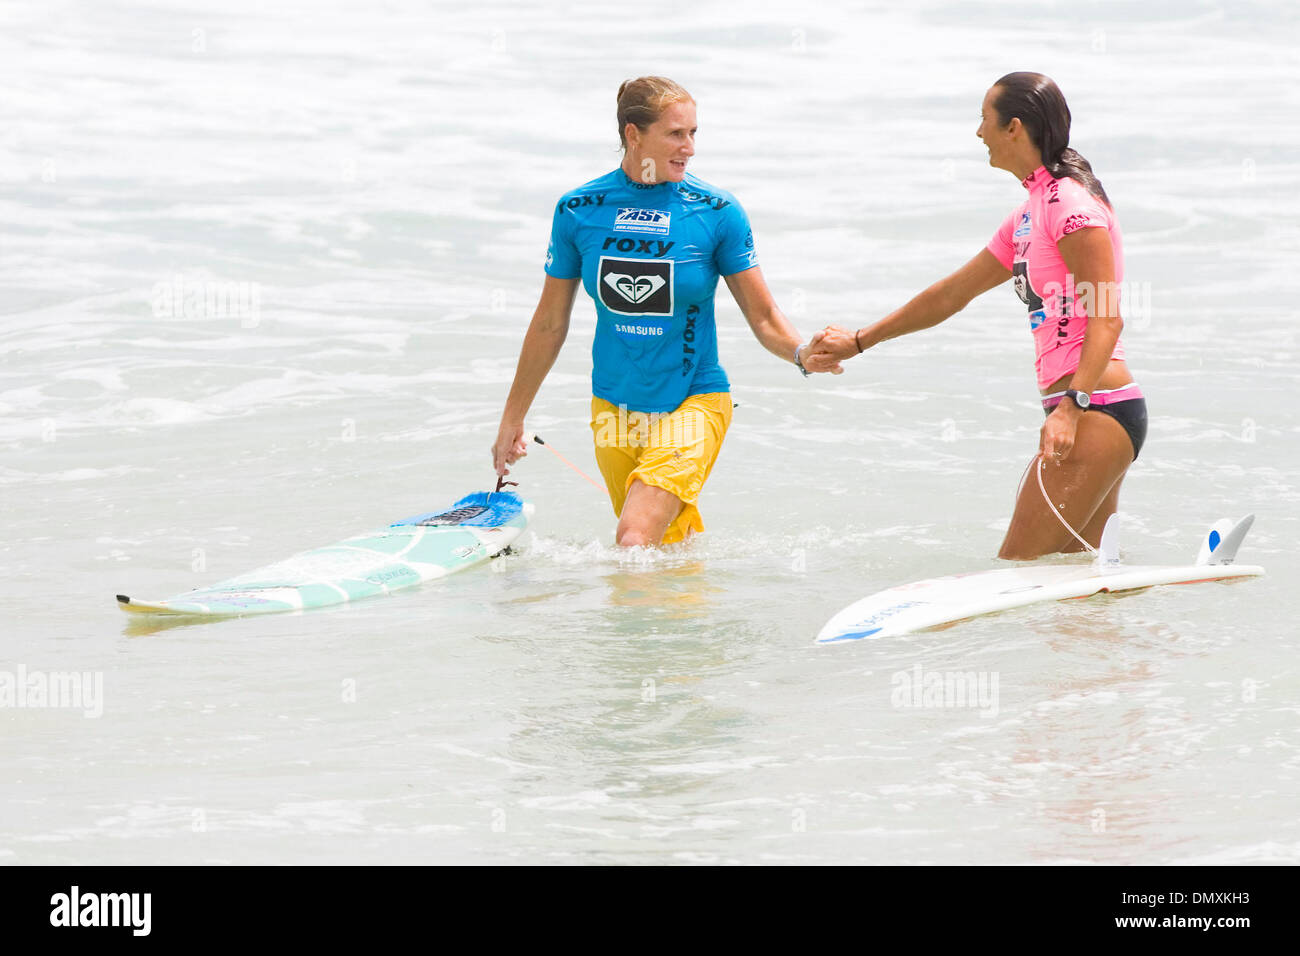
[800,325,865,373]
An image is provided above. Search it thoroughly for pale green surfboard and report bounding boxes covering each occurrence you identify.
[116,491,532,618]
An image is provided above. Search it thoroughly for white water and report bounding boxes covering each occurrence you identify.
[2,0,1298,864]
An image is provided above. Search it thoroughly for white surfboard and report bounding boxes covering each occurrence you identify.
[117,490,532,618]
[816,515,1264,644]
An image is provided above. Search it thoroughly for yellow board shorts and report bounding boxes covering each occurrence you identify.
[589,391,733,545]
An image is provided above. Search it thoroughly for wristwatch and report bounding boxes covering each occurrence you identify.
[794,344,811,377]
[1063,388,1091,410]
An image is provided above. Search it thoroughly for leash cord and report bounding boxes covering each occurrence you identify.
[530,434,606,494]
[1033,453,1098,555]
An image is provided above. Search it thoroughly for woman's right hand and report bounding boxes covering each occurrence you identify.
[803,325,861,369]
[492,421,529,476]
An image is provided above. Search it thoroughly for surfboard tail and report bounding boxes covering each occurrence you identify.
[1093,513,1122,569]
[1195,514,1255,566]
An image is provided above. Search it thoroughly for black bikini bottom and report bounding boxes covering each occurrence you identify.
[1043,397,1148,460]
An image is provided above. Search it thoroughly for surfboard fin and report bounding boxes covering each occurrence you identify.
[1093,513,1122,569]
[1195,514,1255,566]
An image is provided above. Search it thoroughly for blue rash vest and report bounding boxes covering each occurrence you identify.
[544,168,758,414]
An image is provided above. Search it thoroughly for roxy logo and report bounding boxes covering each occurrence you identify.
[600,236,675,257]
[681,304,699,374]
[676,186,730,210]
[597,257,673,315]
[613,207,671,234]
[604,272,665,305]
[1013,271,1030,305]
[562,192,606,209]
[50,886,151,936]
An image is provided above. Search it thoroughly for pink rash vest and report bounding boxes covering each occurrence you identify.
[986,165,1125,389]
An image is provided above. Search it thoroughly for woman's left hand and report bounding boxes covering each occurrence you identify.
[1041,404,1081,464]
[804,325,859,366]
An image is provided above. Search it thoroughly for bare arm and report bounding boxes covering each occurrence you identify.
[1041,226,1122,462]
[803,249,1011,367]
[722,265,842,374]
[492,275,580,475]
[1053,226,1121,396]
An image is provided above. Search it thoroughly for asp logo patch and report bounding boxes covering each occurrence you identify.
[598,256,673,315]
[613,207,671,235]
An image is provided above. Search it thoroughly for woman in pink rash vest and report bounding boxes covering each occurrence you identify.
[804,72,1145,559]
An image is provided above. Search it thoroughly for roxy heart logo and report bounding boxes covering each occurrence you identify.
[597,257,673,315]
[606,272,664,304]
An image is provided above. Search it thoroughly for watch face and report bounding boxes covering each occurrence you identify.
[1071,390,1090,408]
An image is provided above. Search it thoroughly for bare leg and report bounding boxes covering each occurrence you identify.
[1062,472,1126,553]
[616,479,685,547]
[999,413,1133,560]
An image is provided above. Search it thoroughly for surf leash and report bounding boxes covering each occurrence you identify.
[530,433,606,494]
[1034,453,1098,555]
[485,474,518,506]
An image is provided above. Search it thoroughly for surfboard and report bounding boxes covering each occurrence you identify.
[116,490,533,618]
[816,514,1264,644]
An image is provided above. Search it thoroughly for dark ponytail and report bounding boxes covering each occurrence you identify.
[992,72,1111,207]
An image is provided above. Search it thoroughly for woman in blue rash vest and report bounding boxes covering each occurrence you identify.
[492,76,840,547]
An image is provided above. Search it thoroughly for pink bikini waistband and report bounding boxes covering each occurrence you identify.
[1041,382,1145,409]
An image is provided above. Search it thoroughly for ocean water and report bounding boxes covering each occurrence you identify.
[2,0,1298,864]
